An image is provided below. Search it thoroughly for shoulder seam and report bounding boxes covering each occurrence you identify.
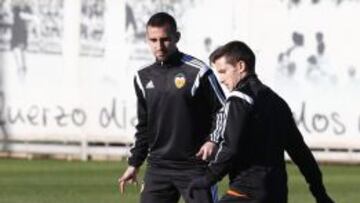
[228,91,253,105]
[181,54,209,75]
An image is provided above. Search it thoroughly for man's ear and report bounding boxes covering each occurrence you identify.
[175,31,181,43]
[237,60,247,73]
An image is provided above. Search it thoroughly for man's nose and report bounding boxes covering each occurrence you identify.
[219,76,225,84]
[156,41,165,50]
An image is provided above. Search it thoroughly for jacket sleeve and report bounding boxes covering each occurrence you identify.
[283,102,329,199]
[205,98,252,183]
[127,75,149,168]
[201,69,226,144]
[209,106,226,144]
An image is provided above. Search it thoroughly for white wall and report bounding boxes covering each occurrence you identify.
[0,0,359,159]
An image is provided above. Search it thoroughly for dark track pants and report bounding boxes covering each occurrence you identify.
[140,165,215,203]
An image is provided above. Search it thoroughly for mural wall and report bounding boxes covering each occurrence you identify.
[0,0,359,146]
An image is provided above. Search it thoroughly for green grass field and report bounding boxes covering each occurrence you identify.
[0,159,359,203]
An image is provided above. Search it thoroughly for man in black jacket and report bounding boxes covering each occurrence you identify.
[118,12,225,203]
[187,41,334,203]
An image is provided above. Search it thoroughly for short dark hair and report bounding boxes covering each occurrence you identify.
[147,12,177,32]
[209,45,224,65]
[210,41,256,72]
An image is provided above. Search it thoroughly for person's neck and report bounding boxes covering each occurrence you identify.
[239,71,249,81]
[235,72,256,89]
[157,50,180,64]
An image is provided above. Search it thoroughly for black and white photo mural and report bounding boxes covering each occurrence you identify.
[248,0,360,138]
[0,0,358,153]
[0,0,63,53]
[80,0,105,57]
[0,0,63,79]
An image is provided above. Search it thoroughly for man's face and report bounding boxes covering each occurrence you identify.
[146,24,179,61]
[213,56,243,91]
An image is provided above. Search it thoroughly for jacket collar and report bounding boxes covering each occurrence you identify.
[155,50,183,67]
[235,73,258,89]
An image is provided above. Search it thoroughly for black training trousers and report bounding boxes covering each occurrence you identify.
[140,165,215,203]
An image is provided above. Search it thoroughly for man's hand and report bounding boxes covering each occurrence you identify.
[196,141,217,161]
[118,166,138,194]
[310,184,335,203]
[186,176,212,199]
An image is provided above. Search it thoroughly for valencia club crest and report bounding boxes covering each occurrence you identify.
[174,73,186,89]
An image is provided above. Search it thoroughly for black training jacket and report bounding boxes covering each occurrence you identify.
[205,74,328,202]
[128,51,225,169]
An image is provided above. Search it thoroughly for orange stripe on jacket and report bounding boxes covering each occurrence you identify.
[226,189,249,198]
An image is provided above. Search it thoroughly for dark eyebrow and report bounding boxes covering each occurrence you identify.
[148,36,171,42]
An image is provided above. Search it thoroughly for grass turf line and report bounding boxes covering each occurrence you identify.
[0,159,359,203]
